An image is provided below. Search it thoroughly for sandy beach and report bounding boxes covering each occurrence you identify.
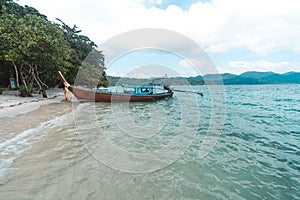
[0,88,74,143]
[0,89,63,116]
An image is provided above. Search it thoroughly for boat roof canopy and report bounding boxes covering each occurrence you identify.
[123,85,153,89]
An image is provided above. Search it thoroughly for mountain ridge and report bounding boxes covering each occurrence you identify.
[108,71,300,85]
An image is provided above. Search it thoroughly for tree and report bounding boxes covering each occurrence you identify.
[0,12,77,96]
[56,18,97,60]
[1,0,47,19]
[75,49,109,88]
[85,49,108,87]
[85,48,105,69]
[55,19,109,88]
[0,1,108,93]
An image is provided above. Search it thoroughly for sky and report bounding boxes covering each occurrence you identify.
[18,0,300,77]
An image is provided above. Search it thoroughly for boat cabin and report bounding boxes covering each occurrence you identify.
[123,85,154,95]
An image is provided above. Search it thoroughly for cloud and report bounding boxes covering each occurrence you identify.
[203,0,300,55]
[18,0,300,74]
[20,0,300,55]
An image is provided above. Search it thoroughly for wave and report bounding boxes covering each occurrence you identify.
[0,111,73,184]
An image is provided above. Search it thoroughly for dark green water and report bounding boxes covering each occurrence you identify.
[0,84,299,199]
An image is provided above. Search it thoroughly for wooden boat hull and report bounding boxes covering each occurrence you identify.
[58,71,173,102]
[69,86,173,102]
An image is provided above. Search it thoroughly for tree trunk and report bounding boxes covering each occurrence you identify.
[41,87,47,98]
[35,65,49,89]
[20,65,29,96]
[12,61,20,88]
[33,65,48,98]
[30,64,42,90]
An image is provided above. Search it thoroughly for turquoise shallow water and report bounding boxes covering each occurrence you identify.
[0,84,299,199]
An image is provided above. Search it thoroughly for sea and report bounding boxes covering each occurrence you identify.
[0,84,299,199]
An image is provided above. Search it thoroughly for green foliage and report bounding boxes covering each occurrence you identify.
[0,10,79,88]
[0,88,3,94]
[0,1,108,91]
[75,61,109,88]
[85,48,105,68]
[1,0,47,19]
[97,71,109,88]
[56,18,97,61]
[19,85,32,97]
[75,48,109,88]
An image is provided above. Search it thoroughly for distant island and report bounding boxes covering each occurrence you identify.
[108,71,300,85]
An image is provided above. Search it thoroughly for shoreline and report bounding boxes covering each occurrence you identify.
[0,88,65,118]
[0,88,75,144]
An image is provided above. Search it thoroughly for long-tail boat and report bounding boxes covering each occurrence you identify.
[57,71,173,102]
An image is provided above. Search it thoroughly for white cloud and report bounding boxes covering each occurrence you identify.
[203,0,300,55]
[18,0,300,55]
[18,0,300,74]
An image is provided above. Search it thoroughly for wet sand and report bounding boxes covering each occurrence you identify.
[0,89,74,143]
